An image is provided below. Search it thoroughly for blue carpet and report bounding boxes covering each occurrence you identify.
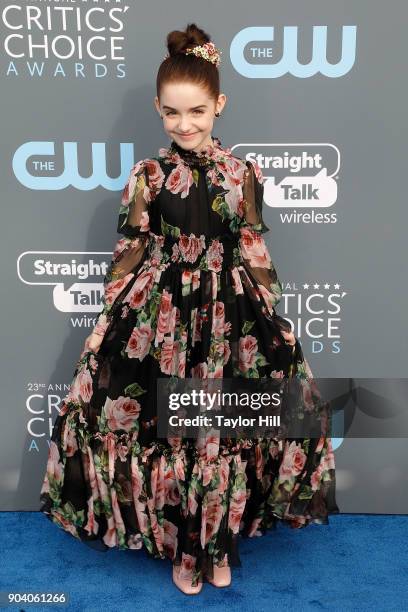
[0,513,406,611]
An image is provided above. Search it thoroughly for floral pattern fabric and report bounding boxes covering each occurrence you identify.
[40,136,339,587]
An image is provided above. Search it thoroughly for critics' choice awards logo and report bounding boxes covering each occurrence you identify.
[26,385,71,450]
[278,282,347,356]
[2,1,130,78]
[230,25,357,77]
[231,143,341,225]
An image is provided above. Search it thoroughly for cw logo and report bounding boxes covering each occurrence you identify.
[13,142,135,190]
[230,25,357,78]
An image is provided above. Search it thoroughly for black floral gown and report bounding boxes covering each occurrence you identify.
[40,136,339,587]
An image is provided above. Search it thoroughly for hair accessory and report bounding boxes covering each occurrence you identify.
[163,41,222,67]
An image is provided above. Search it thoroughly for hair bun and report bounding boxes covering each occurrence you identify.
[166,22,211,57]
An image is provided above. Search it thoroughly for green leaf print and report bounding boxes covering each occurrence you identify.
[117,528,127,548]
[232,246,242,267]
[297,485,314,500]
[207,538,218,555]
[256,352,269,367]
[124,382,147,398]
[211,194,223,215]
[156,508,165,527]
[161,214,180,239]
[211,194,231,222]
[97,410,108,433]
[115,481,130,504]
[282,479,295,492]
[192,168,200,186]
[48,478,62,504]
[242,320,255,335]
[142,534,154,554]
[232,471,247,492]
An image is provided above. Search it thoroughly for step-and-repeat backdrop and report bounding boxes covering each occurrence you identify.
[1,1,407,512]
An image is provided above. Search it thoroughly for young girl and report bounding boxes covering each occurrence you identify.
[40,23,339,596]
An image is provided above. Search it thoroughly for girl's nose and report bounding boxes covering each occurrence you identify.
[178,118,192,131]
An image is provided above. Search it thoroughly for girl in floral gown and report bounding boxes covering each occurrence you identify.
[40,23,339,595]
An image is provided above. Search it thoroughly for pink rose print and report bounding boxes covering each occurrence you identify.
[279,440,307,483]
[166,164,193,199]
[178,234,205,263]
[122,159,165,205]
[131,459,144,499]
[228,487,247,534]
[164,465,180,506]
[144,159,166,197]
[64,425,79,457]
[218,458,230,494]
[163,519,178,560]
[201,490,223,547]
[103,395,141,432]
[239,335,258,373]
[311,462,325,491]
[67,366,93,403]
[239,228,272,269]
[231,267,245,295]
[44,441,63,485]
[84,497,98,536]
[105,274,134,306]
[139,210,150,232]
[215,338,231,366]
[155,289,173,345]
[160,337,178,375]
[125,323,155,360]
[190,362,208,378]
[206,240,224,272]
[125,269,155,310]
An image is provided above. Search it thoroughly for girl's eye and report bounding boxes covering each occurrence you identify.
[165,110,204,116]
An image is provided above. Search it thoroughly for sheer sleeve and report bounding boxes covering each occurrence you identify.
[85,160,158,351]
[238,159,283,311]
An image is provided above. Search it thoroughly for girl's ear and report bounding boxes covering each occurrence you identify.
[153,96,161,114]
[216,93,227,115]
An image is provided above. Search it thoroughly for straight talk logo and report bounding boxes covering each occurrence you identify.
[231,143,341,224]
[17,251,110,329]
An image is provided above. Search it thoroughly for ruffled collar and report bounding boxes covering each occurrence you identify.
[159,135,229,167]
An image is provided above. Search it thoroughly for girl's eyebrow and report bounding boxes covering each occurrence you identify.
[162,104,208,111]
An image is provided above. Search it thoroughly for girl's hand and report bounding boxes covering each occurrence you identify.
[83,331,103,354]
[280,329,296,346]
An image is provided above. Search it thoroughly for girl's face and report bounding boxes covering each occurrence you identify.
[154,82,226,153]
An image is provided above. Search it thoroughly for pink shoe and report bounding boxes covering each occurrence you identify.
[172,564,203,595]
[207,564,231,587]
